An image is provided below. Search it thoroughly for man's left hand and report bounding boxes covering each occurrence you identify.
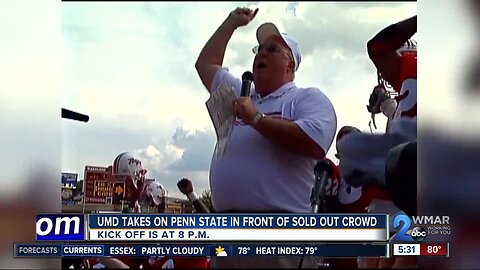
[233,97,257,125]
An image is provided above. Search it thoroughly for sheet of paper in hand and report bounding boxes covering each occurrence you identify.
[205,80,237,158]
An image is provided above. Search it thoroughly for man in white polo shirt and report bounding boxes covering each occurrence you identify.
[195,7,337,268]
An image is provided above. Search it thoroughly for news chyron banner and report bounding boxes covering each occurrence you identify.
[34,213,388,242]
[87,214,387,241]
[15,243,390,258]
[20,213,452,258]
[18,213,392,258]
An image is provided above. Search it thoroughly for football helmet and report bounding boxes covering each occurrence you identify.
[112,152,147,189]
[144,181,166,205]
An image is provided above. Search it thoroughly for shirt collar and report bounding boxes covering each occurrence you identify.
[251,81,296,99]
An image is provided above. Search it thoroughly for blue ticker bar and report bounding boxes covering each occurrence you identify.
[15,243,387,257]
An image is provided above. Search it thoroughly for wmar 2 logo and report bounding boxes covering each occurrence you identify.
[392,214,427,242]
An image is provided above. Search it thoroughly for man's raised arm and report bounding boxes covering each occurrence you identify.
[195,7,258,92]
[177,178,211,213]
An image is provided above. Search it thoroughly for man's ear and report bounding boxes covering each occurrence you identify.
[288,60,295,73]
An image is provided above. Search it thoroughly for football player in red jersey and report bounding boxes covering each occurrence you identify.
[327,126,393,270]
[337,15,417,191]
[367,15,417,123]
[359,16,417,269]
[321,157,341,213]
[366,15,417,136]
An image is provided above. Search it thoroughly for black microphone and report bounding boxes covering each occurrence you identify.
[310,159,333,213]
[241,71,254,97]
[62,108,90,123]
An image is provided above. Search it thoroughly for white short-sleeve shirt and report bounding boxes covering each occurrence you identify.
[209,68,337,213]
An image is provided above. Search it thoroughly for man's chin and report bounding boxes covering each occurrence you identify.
[253,71,269,81]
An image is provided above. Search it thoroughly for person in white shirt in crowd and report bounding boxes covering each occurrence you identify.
[195,6,337,269]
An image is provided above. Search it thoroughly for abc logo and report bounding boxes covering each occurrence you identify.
[393,214,427,242]
[410,227,427,242]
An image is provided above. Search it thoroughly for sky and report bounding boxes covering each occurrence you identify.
[60,2,417,198]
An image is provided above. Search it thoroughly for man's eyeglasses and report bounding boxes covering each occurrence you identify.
[252,43,293,61]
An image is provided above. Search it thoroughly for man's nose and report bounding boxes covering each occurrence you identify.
[257,47,269,57]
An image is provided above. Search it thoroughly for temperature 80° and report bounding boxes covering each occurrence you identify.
[428,245,441,254]
[179,230,209,239]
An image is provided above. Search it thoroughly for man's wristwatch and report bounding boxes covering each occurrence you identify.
[252,111,266,126]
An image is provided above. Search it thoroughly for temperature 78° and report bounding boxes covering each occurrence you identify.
[238,247,251,255]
